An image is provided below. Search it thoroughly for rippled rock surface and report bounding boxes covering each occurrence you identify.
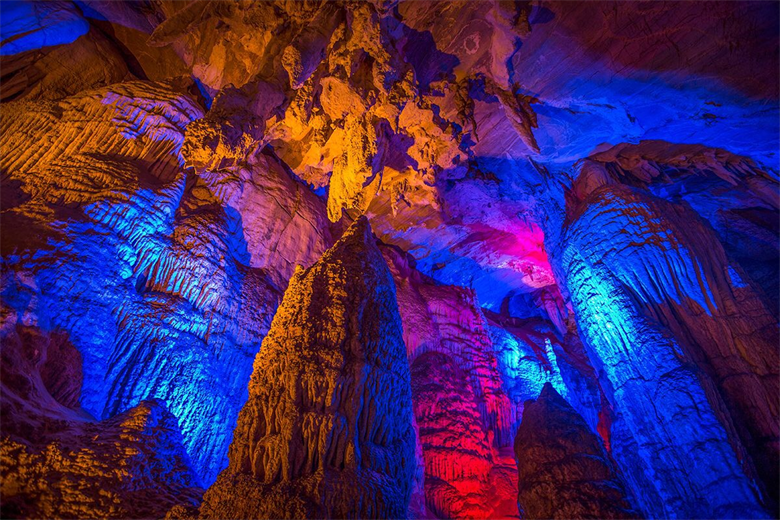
[199,217,416,519]
[0,304,201,519]
[0,1,777,518]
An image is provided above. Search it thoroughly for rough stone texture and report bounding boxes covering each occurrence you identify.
[4,0,773,316]
[409,351,517,520]
[556,142,780,513]
[199,217,416,519]
[1,401,202,520]
[1,2,90,56]
[382,244,518,519]
[2,0,777,312]
[486,312,608,445]
[514,383,641,520]
[1,1,778,519]
[0,79,330,484]
[0,302,202,519]
[574,141,780,312]
[546,181,775,519]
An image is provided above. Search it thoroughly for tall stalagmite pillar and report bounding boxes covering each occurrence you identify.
[200,216,417,519]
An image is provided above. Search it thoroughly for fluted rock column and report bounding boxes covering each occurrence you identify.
[514,383,642,520]
[199,216,417,519]
[382,244,520,519]
[551,185,770,519]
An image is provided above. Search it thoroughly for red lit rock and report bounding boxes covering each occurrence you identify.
[1,1,778,518]
[382,244,519,519]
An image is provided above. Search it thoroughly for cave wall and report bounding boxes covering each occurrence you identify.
[0,1,777,519]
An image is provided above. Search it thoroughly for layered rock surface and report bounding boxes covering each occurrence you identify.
[575,143,779,508]
[514,384,641,520]
[543,161,777,518]
[0,302,201,519]
[1,400,201,519]
[199,217,416,519]
[1,0,777,311]
[0,1,778,519]
[0,79,332,484]
[383,245,519,519]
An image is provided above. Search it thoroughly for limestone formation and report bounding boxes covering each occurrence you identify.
[1,1,778,519]
[199,217,417,519]
[383,244,519,519]
[0,302,202,519]
[546,182,775,519]
[0,79,331,485]
[1,400,202,519]
[514,384,641,520]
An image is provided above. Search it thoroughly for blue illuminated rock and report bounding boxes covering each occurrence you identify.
[487,313,607,443]
[0,79,332,485]
[574,141,780,311]
[550,184,773,519]
[0,303,202,519]
[0,1,89,56]
[0,2,777,518]
[568,143,780,510]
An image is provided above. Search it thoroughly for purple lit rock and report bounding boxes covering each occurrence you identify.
[0,1,777,518]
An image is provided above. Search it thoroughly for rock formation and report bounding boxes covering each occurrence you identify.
[0,302,202,519]
[542,164,776,518]
[514,384,641,520]
[199,217,417,519]
[0,1,777,519]
[382,244,519,519]
[0,79,331,485]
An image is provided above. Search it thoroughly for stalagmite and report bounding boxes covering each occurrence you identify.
[199,217,417,519]
[514,383,641,520]
[1,1,777,518]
